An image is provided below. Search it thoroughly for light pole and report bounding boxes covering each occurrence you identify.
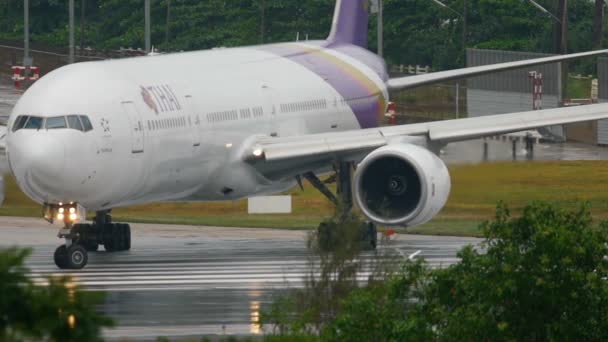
[428,0,465,62]
[80,0,86,52]
[527,0,562,23]
[377,0,383,57]
[69,0,75,64]
[145,0,151,53]
[525,0,567,99]
[260,0,266,44]
[525,0,565,53]
[23,0,31,66]
[165,0,171,45]
[428,0,467,115]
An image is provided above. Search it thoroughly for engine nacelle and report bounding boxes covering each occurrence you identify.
[353,143,451,227]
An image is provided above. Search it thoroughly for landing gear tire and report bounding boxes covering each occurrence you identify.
[54,244,88,269]
[103,223,131,252]
[72,223,99,252]
[316,220,378,252]
[66,244,88,269]
[119,223,131,251]
[317,221,337,252]
[54,245,68,269]
[103,224,119,252]
[360,221,378,251]
[84,241,99,252]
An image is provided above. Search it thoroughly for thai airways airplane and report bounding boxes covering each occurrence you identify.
[4,0,608,269]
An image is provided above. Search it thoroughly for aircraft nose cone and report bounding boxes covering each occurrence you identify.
[9,133,66,197]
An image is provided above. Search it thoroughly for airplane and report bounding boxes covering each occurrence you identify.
[4,0,608,269]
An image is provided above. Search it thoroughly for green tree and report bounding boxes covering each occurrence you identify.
[0,0,603,70]
[322,202,608,341]
[0,247,113,341]
[423,202,608,341]
[323,260,433,341]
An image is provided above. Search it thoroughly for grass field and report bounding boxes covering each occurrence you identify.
[1,160,606,237]
[566,76,592,99]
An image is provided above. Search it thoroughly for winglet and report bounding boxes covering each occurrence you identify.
[327,0,370,48]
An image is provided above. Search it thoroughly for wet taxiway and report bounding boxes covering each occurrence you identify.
[0,217,479,340]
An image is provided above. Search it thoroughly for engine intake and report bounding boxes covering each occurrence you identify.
[353,143,451,227]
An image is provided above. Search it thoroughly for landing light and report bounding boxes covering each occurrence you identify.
[253,148,264,157]
[46,203,86,224]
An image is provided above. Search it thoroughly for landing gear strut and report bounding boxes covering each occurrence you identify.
[53,210,132,269]
[303,161,377,251]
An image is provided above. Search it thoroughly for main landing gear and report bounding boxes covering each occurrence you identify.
[303,161,377,251]
[54,210,131,269]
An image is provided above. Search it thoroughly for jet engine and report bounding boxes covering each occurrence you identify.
[353,143,451,227]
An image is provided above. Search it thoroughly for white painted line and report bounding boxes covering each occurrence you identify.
[408,250,422,260]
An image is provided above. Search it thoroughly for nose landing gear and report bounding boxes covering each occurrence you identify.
[53,244,88,269]
[53,210,131,270]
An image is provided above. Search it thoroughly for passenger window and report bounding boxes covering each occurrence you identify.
[46,116,67,129]
[67,115,84,131]
[79,116,93,132]
[24,116,44,129]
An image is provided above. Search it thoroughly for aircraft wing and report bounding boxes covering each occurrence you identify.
[388,49,608,91]
[243,104,608,179]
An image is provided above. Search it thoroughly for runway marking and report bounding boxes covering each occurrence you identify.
[22,243,462,292]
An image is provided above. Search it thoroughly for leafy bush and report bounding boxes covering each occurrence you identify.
[0,247,113,341]
[266,202,608,341]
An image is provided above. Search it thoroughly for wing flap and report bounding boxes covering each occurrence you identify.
[388,49,608,92]
[377,104,608,142]
[425,104,608,141]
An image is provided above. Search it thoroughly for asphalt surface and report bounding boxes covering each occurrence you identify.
[0,217,480,340]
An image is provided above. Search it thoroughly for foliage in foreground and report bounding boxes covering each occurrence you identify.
[262,215,369,336]
[0,248,113,341]
[263,202,608,341]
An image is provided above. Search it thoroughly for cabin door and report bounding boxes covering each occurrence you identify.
[121,101,145,153]
[184,95,201,149]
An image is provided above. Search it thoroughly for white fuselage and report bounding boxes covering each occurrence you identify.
[7,42,388,210]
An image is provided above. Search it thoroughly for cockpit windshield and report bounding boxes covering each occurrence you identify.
[20,116,43,129]
[45,116,67,129]
[12,115,93,133]
[22,116,43,130]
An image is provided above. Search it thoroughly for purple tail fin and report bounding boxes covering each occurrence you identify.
[327,0,369,48]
